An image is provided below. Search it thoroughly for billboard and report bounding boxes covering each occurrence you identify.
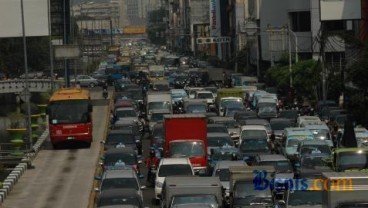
[0,0,49,38]
[209,0,221,37]
[320,0,361,21]
[191,0,210,24]
[123,26,146,34]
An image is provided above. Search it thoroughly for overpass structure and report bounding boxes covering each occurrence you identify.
[0,79,63,94]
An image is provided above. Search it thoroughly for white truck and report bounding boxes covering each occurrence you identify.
[322,172,368,208]
[229,165,275,208]
[146,91,172,120]
[160,176,224,208]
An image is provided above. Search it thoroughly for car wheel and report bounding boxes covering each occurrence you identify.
[89,83,95,88]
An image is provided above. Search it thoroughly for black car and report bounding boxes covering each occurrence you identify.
[101,147,142,174]
[103,130,141,155]
[97,188,143,208]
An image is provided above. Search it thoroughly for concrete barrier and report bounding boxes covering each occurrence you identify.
[0,128,49,204]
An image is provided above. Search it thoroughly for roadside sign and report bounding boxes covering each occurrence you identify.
[196,37,231,44]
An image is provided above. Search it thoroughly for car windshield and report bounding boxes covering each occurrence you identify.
[279,111,298,119]
[186,104,207,113]
[98,196,141,207]
[158,164,193,177]
[151,113,167,122]
[270,121,291,131]
[154,84,170,91]
[309,129,331,140]
[288,190,322,206]
[197,93,213,99]
[115,109,137,118]
[215,169,230,181]
[172,195,217,206]
[49,100,90,124]
[149,71,164,77]
[239,139,268,152]
[207,126,228,133]
[208,137,234,147]
[169,141,205,157]
[101,178,139,191]
[148,102,171,111]
[105,154,136,166]
[338,152,368,170]
[241,130,267,140]
[172,92,187,99]
[287,139,302,147]
[235,181,271,198]
[211,151,238,161]
[300,145,331,155]
[258,105,277,114]
[106,134,135,145]
[221,100,242,108]
[301,156,327,168]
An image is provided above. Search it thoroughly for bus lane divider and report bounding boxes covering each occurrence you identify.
[0,127,49,204]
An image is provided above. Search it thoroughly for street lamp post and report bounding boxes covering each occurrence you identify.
[20,0,33,167]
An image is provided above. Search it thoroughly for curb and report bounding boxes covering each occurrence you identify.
[0,128,49,204]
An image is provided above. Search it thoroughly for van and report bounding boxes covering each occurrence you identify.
[280,128,315,159]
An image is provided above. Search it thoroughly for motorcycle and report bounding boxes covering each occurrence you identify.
[102,89,108,99]
[148,164,157,186]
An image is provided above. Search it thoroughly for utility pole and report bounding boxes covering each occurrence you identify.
[320,23,327,104]
[288,23,292,88]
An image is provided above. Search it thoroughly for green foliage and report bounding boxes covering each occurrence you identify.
[347,42,368,94]
[7,112,25,129]
[0,37,49,77]
[265,59,321,100]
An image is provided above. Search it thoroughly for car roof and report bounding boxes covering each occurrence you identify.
[244,119,270,125]
[304,124,329,130]
[209,117,236,122]
[257,154,288,161]
[299,139,330,146]
[171,89,187,93]
[284,128,313,136]
[160,158,191,165]
[108,130,134,135]
[196,90,212,94]
[207,132,232,138]
[115,107,135,111]
[103,169,137,179]
[270,118,292,123]
[207,123,227,128]
[214,161,247,169]
[241,125,268,131]
[104,147,136,155]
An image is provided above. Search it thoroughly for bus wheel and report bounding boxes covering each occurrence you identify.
[52,143,59,150]
[85,142,91,148]
[89,83,95,88]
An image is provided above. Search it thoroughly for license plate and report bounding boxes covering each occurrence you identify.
[67,136,75,140]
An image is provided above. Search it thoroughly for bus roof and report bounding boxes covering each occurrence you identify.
[49,88,90,101]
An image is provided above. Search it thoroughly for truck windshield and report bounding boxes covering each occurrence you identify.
[338,151,368,170]
[169,141,205,157]
[151,113,167,122]
[235,181,272,199]
[310,129,331,140]
[288,190,322,206]
[158,164,193,177]
[49,100,90,124]
[172,195,217,207]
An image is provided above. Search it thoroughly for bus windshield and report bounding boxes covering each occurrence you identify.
[49,100,90,124]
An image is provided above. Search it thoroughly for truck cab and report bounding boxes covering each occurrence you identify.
[324,147,368,172]
[229,165,275,208]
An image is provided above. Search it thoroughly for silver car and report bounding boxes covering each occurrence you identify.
[70,75,99,87]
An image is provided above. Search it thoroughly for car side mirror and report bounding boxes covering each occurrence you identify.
[94,187,100,192]
[141,185,146,189]
[94,176,102,180]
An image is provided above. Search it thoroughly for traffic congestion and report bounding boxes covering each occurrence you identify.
[78,41,368,208]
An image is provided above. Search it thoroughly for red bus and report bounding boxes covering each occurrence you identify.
[47,88,93,149]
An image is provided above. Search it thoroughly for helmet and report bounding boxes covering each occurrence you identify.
[150,149,155,157]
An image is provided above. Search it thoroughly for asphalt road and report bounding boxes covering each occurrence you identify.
[2,90,109,208]
[2,67,229,208]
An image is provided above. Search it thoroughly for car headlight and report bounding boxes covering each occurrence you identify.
[156,181,163,188]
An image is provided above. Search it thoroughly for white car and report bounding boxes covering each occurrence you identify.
[154,158,194,201]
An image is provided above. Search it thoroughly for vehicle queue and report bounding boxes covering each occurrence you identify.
[82,42,368,208]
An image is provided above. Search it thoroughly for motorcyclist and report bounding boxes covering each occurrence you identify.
[145,149,160,182]
[268,131,277,154]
